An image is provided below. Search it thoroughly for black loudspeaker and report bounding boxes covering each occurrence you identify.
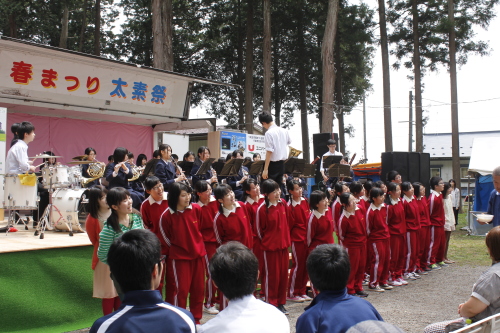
[312,133,339,184]
[381,152,430,185]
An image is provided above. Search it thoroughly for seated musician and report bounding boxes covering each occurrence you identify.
[227,149,249,201]
[104,147,144,210]
[154,144,186,192]
[82,147,101,188]
[191,146,217,186]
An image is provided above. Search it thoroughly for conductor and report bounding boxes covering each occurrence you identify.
[258,112,291,193]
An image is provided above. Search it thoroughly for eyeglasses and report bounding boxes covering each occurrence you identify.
[152,184,163,191]
[438,182,444,185]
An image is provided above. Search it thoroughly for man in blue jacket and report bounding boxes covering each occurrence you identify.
[296,244,383,333]
[486,166,500,227]
[90,229,195,333]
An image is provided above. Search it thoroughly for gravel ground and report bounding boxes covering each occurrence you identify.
[69,264,488,333]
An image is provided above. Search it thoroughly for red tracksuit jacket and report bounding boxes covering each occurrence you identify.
[429,191,445,227]
[386,199,406,235]
[288,198,310,243]
[140,197,169,237]
[338,208,367,248]
[366,204,390,242]
[402,195,420,231]
[198,199,219,243]
[416,196,431,227]
[307,209,335,249]
[213,202,253,248]
[245,196,265,238]
[256,199,291,251]
[159,204,207,259]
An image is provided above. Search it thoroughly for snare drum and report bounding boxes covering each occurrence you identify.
[51,188,87,232]
[42,165,71,188]
[3,175,38,209]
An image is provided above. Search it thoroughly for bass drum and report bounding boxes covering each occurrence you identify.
[51,188,87,232]
[3,175,38,209]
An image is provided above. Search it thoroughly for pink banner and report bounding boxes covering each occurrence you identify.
[6,113,154,164]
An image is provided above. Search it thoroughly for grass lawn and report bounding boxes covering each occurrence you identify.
[449,213,492,267]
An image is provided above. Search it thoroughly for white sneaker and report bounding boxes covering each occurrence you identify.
[203,305,219,315]
[389,279,402,286]
[404,273,417,280]
[300,294,313,301]
[397,278,408,285]
[412,272,421,279]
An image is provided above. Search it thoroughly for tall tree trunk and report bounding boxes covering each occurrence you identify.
[59,0,69,49]
[321,0,339,134]
[378,0,393,151]
[9,13,17,38]
[334,26,345,154]
[79,0,88,52]
[94,0,101,56]
[412,0,423,153]
[244,0,254,134]
[298,0,309,161]
[152,0,173,70]
[237,0,245,131]
[262,0,272,114]
[448,0,461,189]
[273,38,281,126]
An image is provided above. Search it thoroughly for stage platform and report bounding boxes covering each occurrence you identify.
[0,219,91,254]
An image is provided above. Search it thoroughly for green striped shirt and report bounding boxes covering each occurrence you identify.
[97,213,144,264]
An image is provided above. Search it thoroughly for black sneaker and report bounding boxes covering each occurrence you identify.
[277,304,289,315]
[356,290,369,298]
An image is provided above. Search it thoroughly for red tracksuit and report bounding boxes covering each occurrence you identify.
[198,198,220,309]
[361,196,371,212]
[214,202,253,248]
[245,196,265,296]
[159,204,206,324]
[331,198,342,239]
[366,204,390,287]
[256,199,291,307]
[287,198,310,298]
[387,199,406,281]
[428,191,445,265]
[140,196,169,295]
[402,195,420,273]
[416,196,431,269]
[338,208,367,294]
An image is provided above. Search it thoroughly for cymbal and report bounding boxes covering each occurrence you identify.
[67,160,94,164]
[29,154,63,159]
[72,155,88,160]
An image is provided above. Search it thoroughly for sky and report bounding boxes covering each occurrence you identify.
[185,4,500,164]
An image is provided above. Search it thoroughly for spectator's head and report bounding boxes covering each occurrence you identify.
[209,241,258,300]
[307,244,350,292]
[493,166,500,193]
[486,226,500,263]
[387,170,401,183]
[258,112,273,128]
[145,176,164,201]
[253,153,261,161]
[108,229,163,294]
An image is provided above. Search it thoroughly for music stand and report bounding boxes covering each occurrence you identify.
[322,155,343,170]
[220,158,244,177]
[327,164,351,178]
[302,164,316,178]
[212,161,225,176]
[285,158,306,176]
[196,158,215,176]
[178,161,194,176]
[248,160,264,176]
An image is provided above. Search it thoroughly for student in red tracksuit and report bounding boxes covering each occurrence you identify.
[194,180,220,315]
[350,181,367,215]
[361,181,373,212]
[242,178,265,297]
[428,176,446,269]
[331,181,350,240]
[158,182,206,324]
[401,181,421,280]
[286,179,311,303]
[140,176,169,296]
[307,190,334,296]
[366,187,391,292]
[255,179,291,315]
[338,193,368,298]
[413,182,431,274]
[385,182,407,286]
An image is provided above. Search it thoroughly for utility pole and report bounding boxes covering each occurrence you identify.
[409,91,413,152]
[363,95,367,161]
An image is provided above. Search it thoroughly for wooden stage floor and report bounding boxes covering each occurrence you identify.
[0,219,91,253]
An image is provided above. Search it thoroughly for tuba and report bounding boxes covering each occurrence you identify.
[288,146,302,158]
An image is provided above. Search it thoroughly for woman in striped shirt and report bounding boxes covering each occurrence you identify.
[97,187,144,266]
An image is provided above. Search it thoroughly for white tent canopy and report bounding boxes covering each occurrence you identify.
[468,137,500,175]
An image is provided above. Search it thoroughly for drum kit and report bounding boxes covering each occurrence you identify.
[3,153,101,239]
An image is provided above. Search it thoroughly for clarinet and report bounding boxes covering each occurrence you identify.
[171,157,193,191]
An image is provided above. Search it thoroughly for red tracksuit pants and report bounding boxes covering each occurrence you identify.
[345,245,366,294]
[418,226,431,270]
[288,241,309,298]
[389,234,405,280]
[263,248,288,307]
[428,226,445,265]
[405,230,419,273]
[204,242,219,308]
[368,239,390,287]
[166,256,205,323]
